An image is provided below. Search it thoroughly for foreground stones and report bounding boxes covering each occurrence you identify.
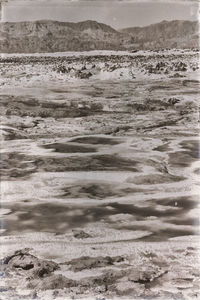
[2,248,59,278]
[1,247,199,299]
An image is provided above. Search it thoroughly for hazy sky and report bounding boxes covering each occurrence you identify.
[1,0,199,28]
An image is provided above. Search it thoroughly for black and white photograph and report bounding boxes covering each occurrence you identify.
[0,0,199,299]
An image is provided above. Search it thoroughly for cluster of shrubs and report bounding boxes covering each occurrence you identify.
[54,64,93,79]
[174,61,187,72]
[144,60,189,75]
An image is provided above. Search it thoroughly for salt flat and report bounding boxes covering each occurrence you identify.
[0,50,199,299]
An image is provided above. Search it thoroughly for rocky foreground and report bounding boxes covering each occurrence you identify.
[1,240,200,300]
[0,50,200,299]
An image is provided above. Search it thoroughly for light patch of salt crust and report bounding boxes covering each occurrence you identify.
[184,207,200,219]
[0,230,152,261]
[0,232,199,264]
[1,49,198,58]
[1,134,164,158]
[55,268,106,281]
[57,261,129,282]
[0,209,12,216]
[112,218,196,234]
[1,144,197,206]
[1,173,196,205]
[37,294,124,300]
[93,67,166,81]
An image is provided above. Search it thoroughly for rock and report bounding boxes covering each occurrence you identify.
[56,65,68,74]
[170,72,186,78]
[174,61,187,72]
[81,65,87,71]
[67,256,124,272]
[27,274,76,290]
[168,97,181,105]
[88,269,123,288]
[2,249,59,279]
[72,230,91,239]
[78,71,93,79]
[128,265,167,284]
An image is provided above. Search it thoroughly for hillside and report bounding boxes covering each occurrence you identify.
[0,19,198,53]
[0,20,122,53]
[121,20,199,49]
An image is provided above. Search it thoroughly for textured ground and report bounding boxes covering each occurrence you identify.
[0,50,200,299]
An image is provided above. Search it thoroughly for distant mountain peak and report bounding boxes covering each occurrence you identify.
[71,20,118,33]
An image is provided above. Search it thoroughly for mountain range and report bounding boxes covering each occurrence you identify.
[0,19,199,53]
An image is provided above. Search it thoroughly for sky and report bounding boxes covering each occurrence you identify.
[1,0,199,28]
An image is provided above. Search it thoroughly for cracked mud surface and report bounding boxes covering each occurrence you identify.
[0,50,199,299]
